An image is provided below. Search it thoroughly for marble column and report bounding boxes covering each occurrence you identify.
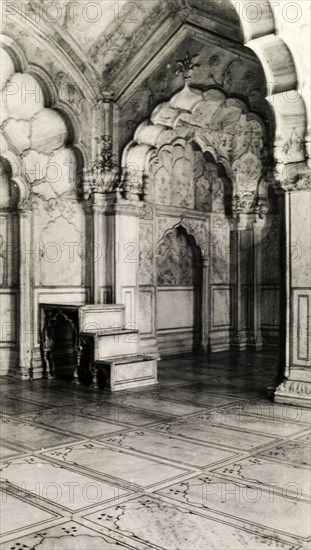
[201,257,209,351]
[231,216,251,350]
[231,213,264,351]
[16,207,33,379]
[84,91,118,304]
[274,184,311,407]
[249,219,264,350]
[92,192,106,304]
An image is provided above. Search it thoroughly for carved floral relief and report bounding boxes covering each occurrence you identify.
[139,223,154,285]
[157,227,197,286]
[0,234,5,286]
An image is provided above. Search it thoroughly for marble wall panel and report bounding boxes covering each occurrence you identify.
[292,289,310,366]
[0,215,8,287]
[39,217,83,287]
[139,288,154,335]
[211,285,232,329]
[290,191,311,288]
[210,227,230,284]
[157,288,195,330]
[260,286,280,329]
[0,291,17,343]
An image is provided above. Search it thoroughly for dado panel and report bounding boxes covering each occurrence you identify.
[157,288,196,330]
[139,287,155,336]
[260,285,280,347]
[0,290,17,344]
[211,286,232,329]
[0,290,18,374]
[292,289,311,366]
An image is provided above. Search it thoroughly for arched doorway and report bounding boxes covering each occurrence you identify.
[0,158,20,375]
[156,226,203,355]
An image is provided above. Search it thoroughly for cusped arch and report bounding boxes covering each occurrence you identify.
[0,136,30,207]
[0,45,90,201]
[122,85,269,210]
[157,218,209,260]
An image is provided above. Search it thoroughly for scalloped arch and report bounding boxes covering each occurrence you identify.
[122,85,268,199]
[0,44,90,201]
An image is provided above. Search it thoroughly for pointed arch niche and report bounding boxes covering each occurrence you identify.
[127,84,282,355]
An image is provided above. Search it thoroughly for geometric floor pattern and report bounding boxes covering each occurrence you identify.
[1,351,310,549]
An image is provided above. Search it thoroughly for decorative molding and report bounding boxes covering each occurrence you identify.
[105,199,144,217]
[139,205,154,220]
[275,379,311,397]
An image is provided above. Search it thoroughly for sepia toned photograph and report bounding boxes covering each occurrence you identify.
[0,0,310,548]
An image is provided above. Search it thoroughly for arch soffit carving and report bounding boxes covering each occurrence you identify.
[100,1,307,172]
[2,1,309,180]
[2,1,306,133]
[122,87,267,185]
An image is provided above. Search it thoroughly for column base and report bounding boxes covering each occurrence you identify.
[10,367,31,381]
[231,331,263,351]
[230,331,248,351]
[274,378,311,408]
[140,336,160,359]
[209,331,231,352]
[247,331,263,351]
[30,347,45,379]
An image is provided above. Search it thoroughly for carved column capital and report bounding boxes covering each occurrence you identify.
[121,166,144,202]
[83,135,120,198]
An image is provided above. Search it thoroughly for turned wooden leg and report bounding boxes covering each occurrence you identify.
[73,341,83,384]
[91,364,99,389]
[42,337,53,379]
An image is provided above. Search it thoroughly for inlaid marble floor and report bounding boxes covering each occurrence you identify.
[0,351,310,550]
